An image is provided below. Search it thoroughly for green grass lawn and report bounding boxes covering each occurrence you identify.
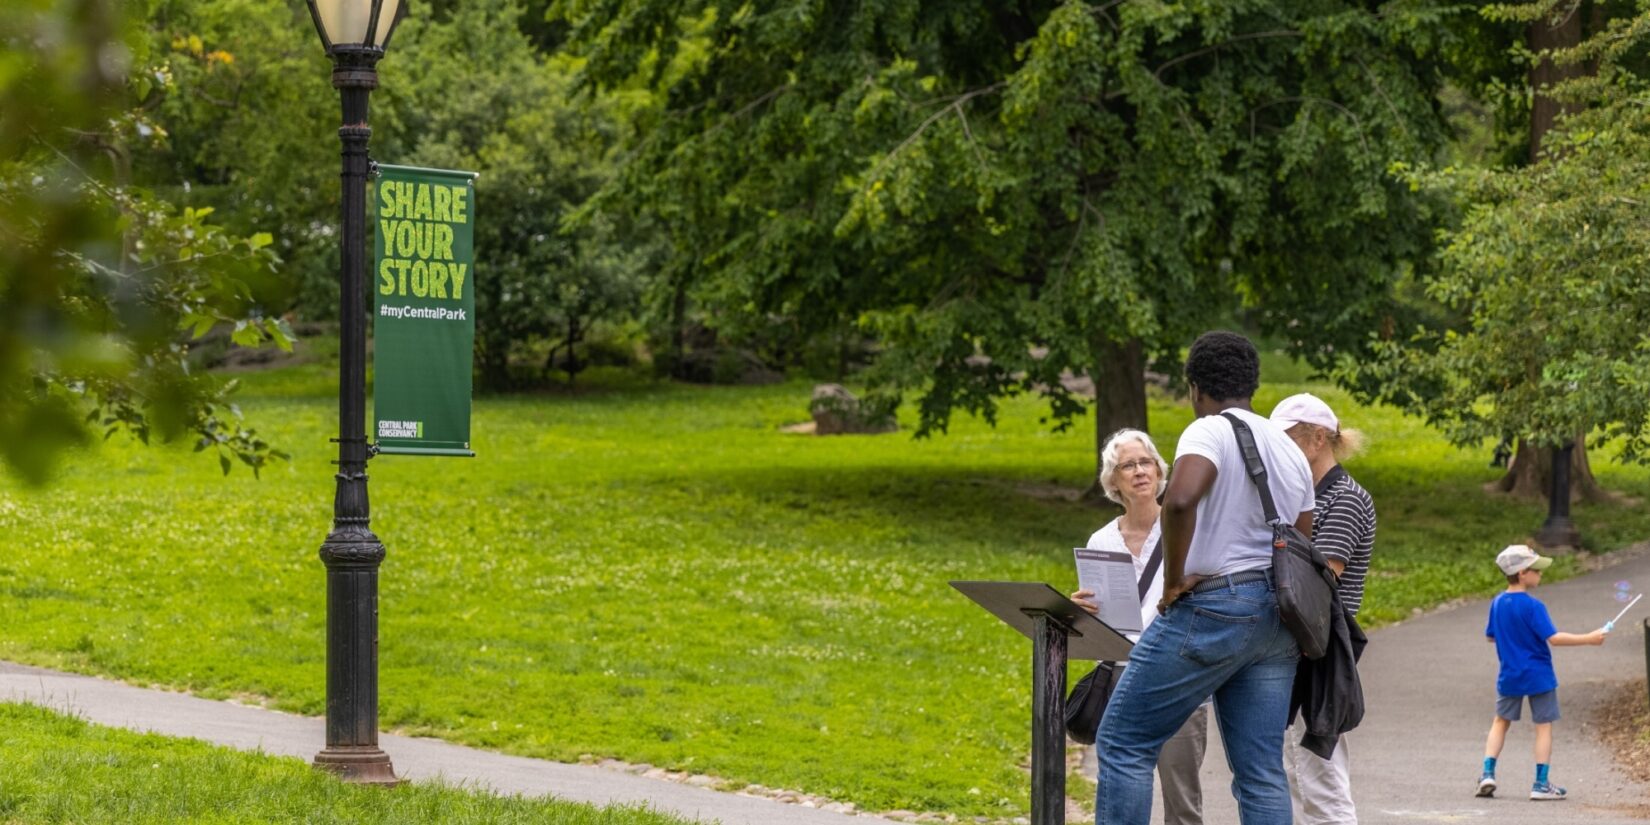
[3,347,1648,818]
[0,702,694,824]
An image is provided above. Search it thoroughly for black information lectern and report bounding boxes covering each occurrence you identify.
[951,581,1135,825]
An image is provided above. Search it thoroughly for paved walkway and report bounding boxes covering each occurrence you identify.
[6,549,1650,824]
[1177,545,1650,824]
[0,661,886,825]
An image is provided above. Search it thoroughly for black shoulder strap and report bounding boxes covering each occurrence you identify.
[1138,537,1164,603]
[1220,412,1282,527]
[1315,464,1348,499]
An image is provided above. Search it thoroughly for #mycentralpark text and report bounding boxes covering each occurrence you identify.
[379,305,468,320]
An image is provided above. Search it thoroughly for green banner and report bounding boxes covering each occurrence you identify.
[372,164,477,457]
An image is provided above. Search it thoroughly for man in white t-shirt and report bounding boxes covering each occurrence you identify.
[1094,331,1315,825]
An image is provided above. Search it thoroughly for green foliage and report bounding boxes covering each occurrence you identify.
[137,0,340,316]
[1345,2,1650,461]
[374,0,654,390]
[1427,0,1531,167]
[553,0,1461,434]
[5,350,1649,817]
[0,0,290,483]
[131,0,657,387]
[0,702,695,824]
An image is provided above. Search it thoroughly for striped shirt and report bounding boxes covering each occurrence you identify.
[1313,465,1377,616]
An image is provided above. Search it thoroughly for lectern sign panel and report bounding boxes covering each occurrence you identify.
[372,163,477,457]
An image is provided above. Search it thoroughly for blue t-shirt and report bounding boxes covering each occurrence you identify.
[1485,591,1559,697]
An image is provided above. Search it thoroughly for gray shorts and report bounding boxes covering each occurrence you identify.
[1497,690,1560,723]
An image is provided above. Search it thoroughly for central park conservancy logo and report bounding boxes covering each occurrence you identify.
[378,178,470,301]
[378,419,423,439]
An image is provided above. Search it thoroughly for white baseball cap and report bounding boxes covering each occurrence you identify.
[1270,393,1339,432]
[1496,544,1553,576]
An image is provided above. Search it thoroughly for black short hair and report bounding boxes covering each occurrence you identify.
[1506,572,1522,584]
[1184,331,1260,402]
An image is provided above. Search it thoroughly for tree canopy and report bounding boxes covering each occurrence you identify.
[18,0,1650,506]
[1350,1,1650,471]
[375,0,654,389]
[553,0,1460,476]
[1,0,291,482]
[139,0,341,316]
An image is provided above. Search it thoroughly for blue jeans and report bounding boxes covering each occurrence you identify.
[1096,574,1300,825]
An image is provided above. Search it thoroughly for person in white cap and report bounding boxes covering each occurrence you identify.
[1269,393,1373,608]
[1270,392,1375,825]
[1477,544,1607,801]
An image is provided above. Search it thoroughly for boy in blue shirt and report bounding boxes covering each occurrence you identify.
[1477,544,1607,801]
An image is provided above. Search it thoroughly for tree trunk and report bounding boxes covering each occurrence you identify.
[1081,336,1148,503]
[542,340,564,380]
[478,343,510,391]
[668,276,688,380]
[836,329,851,382]
[1491,436,1609,503]
[564,316,582,387]
[1492,14,1607,509]
[1527,8,1586,164]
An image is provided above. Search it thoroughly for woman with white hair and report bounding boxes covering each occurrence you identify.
[1071,428,1207,825]
[1271,392,1376,825]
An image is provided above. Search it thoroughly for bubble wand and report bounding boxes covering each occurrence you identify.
[1604,592,1642,633]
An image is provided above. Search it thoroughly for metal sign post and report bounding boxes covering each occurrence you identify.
[950,581,1135,825]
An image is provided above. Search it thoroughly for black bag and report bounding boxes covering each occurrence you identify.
[1064,661,1115,745]
[1221,412,1337,661]
[1065,537,1162,744]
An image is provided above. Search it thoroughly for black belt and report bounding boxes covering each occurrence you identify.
[1190,569,1271,593]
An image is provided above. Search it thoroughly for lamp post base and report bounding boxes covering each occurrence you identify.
[1535,444,1579,551]
[315,746,399,786]
[1534,517,1580,551]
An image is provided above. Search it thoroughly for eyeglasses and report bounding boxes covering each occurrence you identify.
[1115,458,1156,474]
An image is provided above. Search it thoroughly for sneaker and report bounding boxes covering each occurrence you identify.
[1477,774,1497,797]
[1530,782,1567,801]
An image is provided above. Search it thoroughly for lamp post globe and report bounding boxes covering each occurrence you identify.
[307,0,404,51]
[304,0,406,786]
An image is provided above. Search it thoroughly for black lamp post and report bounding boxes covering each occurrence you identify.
[1535,443,1580,550]
[304,0,406,786]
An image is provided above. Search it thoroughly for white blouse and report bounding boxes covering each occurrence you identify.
[1083,516,1165,644]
